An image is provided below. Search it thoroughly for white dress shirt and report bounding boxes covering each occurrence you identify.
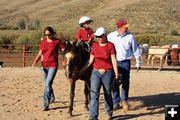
[107,31,141,67]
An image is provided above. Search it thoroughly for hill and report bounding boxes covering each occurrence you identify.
[0,0,180,38]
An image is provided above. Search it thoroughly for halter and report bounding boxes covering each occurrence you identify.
[76,40,91,52]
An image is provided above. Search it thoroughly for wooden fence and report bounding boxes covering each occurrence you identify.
[0,44,180,70]
[0,44,63,68]
[0,44,37,67]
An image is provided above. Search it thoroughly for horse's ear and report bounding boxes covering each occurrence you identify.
[72,41,77,45]
[63,40,72,54]
[63,40,68,46]
[64,40,71,47]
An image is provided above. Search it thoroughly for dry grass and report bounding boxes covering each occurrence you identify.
[0,0,180,37]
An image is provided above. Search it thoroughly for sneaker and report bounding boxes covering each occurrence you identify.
[50,98,55,104]
[88,116,97,120]
[122,101,129,111]
[42,107,49,111]
[113,103,121,111]
[105,114,112,120]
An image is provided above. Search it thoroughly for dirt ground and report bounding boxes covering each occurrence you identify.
[0,67,180,120]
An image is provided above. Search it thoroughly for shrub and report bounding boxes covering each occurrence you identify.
[29,31,42,45]
[0,23,10,30]
[34,19,41,30]
[57,28,76,42]
[135,33,180,46]
[171,30,178,36]
[149,39,160,46]
[16,35,29,44]
[135,34,150,44]
[0,34,17,44]
[0,34,17,50]
[16,19,26,30]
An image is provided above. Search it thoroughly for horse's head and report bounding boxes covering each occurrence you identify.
[63,40,90,79]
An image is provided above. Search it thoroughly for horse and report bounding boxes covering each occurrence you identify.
[170,44,180,65]
[62,40,92,116]
[147,44,171,69]
[139,43,150,60]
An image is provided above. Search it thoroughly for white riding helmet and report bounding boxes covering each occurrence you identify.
[79,16,93,26]
[94,27,106,37]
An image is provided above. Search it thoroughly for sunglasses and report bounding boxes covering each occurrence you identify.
[96,35,103,38]
[45,34,51,36]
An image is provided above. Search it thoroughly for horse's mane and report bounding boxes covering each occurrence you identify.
[63,40,90,78]
[71,43,89,69]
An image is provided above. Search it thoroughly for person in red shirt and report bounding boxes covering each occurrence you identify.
[80,27,118,120]
[76,16,94,51]
[32,26,64,111]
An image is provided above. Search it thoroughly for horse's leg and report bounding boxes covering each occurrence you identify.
[160,56,163,69]
[84,80,90,111]
[164,54,168,66]
[67,79,76,116]
[147,55,151,66]
[156,56,163,71]
[152,56,155,66]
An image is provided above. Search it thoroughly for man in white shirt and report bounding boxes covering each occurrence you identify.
[107,19,141,111]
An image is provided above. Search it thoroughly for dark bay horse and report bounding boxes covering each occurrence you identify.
[63,41,92,116]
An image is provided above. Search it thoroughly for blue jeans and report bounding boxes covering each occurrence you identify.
[42,67,57,108]
[90,70,114,120]
[113,60,130,105]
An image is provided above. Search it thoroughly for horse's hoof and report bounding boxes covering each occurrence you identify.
[69,113,73,117]
[84,106,89,111]
[67,111,73,116]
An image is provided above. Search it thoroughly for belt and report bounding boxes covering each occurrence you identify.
[119,59,130,62]
[94,68,112,75]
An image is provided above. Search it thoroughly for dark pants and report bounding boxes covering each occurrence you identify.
[113,60,131,104]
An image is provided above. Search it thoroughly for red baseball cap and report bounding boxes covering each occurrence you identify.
[116,19,129,28]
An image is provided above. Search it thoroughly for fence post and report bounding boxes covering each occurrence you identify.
[22,45,26,67]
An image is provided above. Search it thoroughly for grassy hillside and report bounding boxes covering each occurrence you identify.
[0,0,179,42]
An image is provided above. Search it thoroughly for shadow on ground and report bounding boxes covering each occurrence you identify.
[112,92,180,120]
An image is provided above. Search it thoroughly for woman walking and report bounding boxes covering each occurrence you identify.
[32,26,64,111]
[81,27,118,120]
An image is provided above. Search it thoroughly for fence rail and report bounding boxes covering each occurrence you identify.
[0,44,180,70]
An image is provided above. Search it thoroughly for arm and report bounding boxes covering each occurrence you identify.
[58,40,65,52]
[87,34,94,43]
[111,54,118,79]
[80,54,94,72]
[32,50,42,68]
[61,48,65,52]
[87,38,92,44]
[76,29,82,43]
[87,28,94,43]
[77,39,81,43]
[131,36,141,70]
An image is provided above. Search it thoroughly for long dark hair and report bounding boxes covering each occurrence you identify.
[43,26,57,40]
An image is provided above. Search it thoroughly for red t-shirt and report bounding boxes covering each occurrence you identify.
[39,39,64,68]
[76,28,94,42]
[91,42,116,70]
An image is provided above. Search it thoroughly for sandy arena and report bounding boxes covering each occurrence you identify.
[0,67,180,120]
